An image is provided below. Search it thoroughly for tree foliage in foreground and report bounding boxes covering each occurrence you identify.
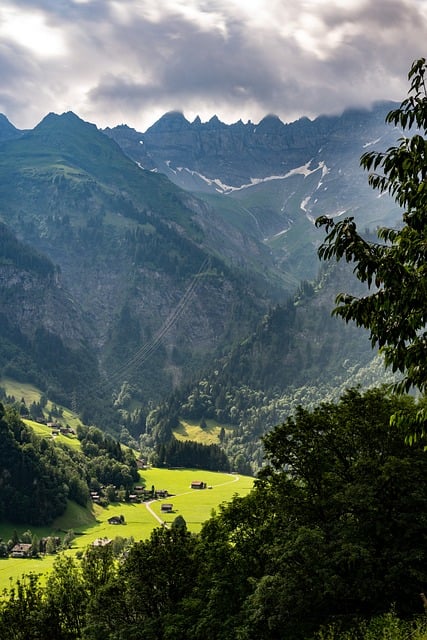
[316,58,427,398]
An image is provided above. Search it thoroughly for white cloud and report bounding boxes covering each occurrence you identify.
[0,4,67,58]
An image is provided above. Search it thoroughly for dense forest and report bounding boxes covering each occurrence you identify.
[156,437,230,471]
[1,388,427,639]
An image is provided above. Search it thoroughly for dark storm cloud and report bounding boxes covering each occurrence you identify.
[88,15,279,110]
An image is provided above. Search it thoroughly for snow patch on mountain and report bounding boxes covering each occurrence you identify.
[298,162,330,220]
[269,224,293,240]
[162,160,331,194]
[315,162,330,192]
[172,167,233,192]
[300,196,311,212]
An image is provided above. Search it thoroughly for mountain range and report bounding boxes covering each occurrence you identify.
[105,102,402,283]
[0,103,401,464]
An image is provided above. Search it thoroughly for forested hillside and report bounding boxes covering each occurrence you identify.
[0,211,393,473]
[0,402,139,526]
[145,259,394,472]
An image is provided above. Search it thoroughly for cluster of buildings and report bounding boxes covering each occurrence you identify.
[90,485,170,505]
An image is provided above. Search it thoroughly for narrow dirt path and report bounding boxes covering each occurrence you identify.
[145,500,165,526]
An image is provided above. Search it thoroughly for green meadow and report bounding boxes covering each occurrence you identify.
[174,418,233,444]
[1,377,82,431]
[24,418,83,450]
[0,467,254,589]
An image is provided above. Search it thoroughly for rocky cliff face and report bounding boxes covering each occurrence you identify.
[106,111,320,188]
[105,101,398,191]
[0,264,86,347]
[106,102,403,287]
[0,221,100,402]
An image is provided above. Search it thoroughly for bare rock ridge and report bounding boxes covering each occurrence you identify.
[105,101,397,191]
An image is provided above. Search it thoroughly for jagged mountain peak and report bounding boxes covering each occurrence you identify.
[4,109,197,232]
[145,110,191,133]
[33,110,99,135]
[104,102,404,207]
[206,114,227,129]
[42,110,82,121]
[256,114,285,132]
[27,111,106,159]
[20,109,144,181]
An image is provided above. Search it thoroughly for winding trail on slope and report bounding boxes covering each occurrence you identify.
[144,474,240,528]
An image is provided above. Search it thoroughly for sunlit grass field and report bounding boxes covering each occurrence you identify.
[0,468,254,589]
[1,378,82,430]
[173,418,233,445]
[1,379,42,405]
[25,418,82,450]
[140,467,254,530]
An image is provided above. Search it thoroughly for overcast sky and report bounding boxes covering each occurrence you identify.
[0,0,426,132]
